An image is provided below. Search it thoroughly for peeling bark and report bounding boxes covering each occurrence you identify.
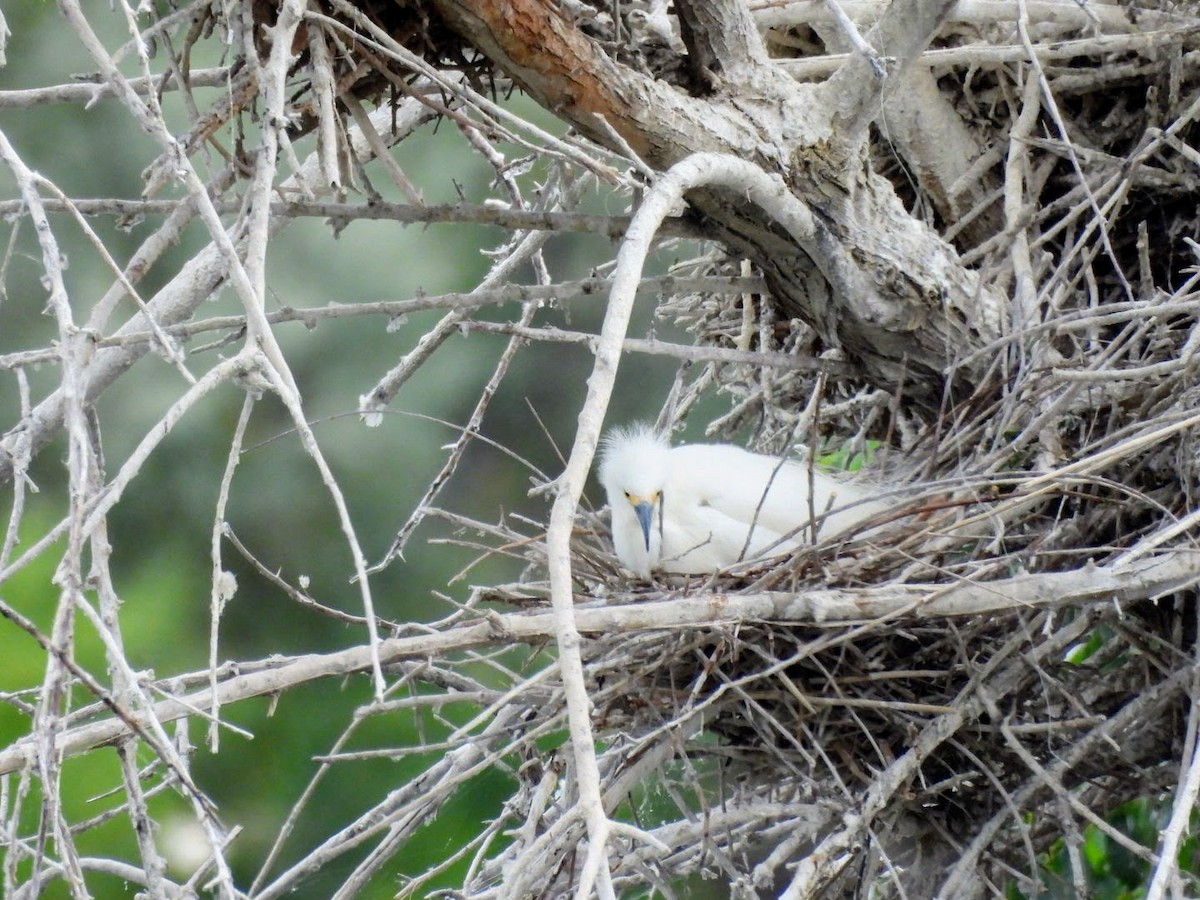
[427,0,1001,409]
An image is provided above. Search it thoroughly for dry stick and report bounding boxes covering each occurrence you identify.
[10,857,190,900]
[0,119,94,900]
[0,66,232,109]
[224,525,390,628]
[962,406,1200,535]
[112,739,165,897]
[0,549,1192,777]
[1117,503,1200,568]
[964,78,1200,306]
[148,8,208,130]
[1053,793,1091,899]
[48,2,254,313]
[89,424,169,894]
[461,320,847,376]
[540,150,821,899]
[750,0,1188,31]
[0,197,703,239]
[1017,0,1135,305]
[1005,73,1043,334]
[944,738,1040,896]
[819,0,957,145]
[822,0,885,77]
[245,0,389,700]
[305,15,344,193]
[208,393,256,753]
[2,275,761,371]
[1143,657,1200,900]
[776,27,1200,79]
[342,93,423,203]
[0,369,31,569]
[396,815,506,899]
[77,170,232,337]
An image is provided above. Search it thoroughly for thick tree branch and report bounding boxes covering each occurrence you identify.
[428,0,1002,409]
[674,0,768,85]
[1,551,1190,778]
[819,0,957,145]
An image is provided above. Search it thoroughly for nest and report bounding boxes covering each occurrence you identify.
[11,1,1200,897]
[452,7,1200,894]
[206,0,1200,894]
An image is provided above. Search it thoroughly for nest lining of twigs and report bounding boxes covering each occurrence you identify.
[618,605,1164,745]
[425,9,1200,887]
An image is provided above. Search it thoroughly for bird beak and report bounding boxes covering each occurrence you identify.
[634,501,655,551]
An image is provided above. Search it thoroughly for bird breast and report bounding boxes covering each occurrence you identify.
[610,497,661,579]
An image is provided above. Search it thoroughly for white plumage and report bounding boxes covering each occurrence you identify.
[598,425,885,578]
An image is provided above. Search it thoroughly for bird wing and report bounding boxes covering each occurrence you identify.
[668,444,879,540]
[667,445,806,539]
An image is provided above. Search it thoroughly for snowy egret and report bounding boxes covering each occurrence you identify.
[598,424,886,578]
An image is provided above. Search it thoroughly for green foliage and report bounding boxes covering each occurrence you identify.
[1064,625,1111,666]
[820,440,880,473]
[1013,797,1200,899]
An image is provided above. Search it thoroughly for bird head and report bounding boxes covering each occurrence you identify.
[598,425,671,576]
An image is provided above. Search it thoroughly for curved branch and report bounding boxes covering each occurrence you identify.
[428,0,1002,409]
[540,150,805,896]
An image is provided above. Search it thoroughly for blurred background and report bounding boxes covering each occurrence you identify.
[0,3,711,895]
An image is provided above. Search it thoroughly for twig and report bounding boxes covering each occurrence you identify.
[0,66,233,109]
[207,394,255,752]
[459,319,848,375]
[539,150,819,897]
[4,550,1187,777]
[0,197,703,238]
[776,28,1200,79]
[1144,653,1200,900]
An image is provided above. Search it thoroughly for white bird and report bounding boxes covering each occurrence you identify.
[598,424,887,578]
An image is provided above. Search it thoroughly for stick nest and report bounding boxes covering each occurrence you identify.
[453,8,1200,895]
[49,1,1200,895]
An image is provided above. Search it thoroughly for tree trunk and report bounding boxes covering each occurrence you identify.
[430,0,1001,409]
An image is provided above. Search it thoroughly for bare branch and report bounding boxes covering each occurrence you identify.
[2,552,1188,777]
